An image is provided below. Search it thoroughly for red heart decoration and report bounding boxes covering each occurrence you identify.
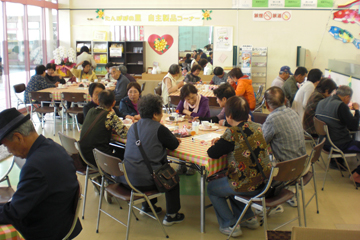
[148,34,174,55]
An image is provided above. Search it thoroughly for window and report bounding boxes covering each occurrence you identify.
[45,8,58,62]
[7,2,26,108]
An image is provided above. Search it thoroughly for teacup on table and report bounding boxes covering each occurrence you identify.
[202,121,211,129]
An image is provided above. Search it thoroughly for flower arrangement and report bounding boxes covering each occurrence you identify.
[50,46,77,76]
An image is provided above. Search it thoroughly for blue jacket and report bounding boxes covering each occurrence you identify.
[119,96,138,117]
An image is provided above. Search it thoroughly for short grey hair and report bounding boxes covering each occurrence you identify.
[336,85,352,98]
[6,120,35,140]
[264,86,285,109]
[109,66,120,72]
[119,65,127,74]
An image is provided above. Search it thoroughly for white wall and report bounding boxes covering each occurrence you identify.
[58,0,360,88]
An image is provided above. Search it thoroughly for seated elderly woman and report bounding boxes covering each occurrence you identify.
[83,83,122,118]
[207,96,271,237]
[80,90,127,166]
[119,82,141,121]
[45,63,65,84]
[183,64,202,84]
[303,77,337,137]
[176,84,210,118]
[117,94,184,226]
[71,60,97,83]
[161,64,184,106]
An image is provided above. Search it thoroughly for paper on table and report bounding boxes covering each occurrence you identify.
[193,133,222,141]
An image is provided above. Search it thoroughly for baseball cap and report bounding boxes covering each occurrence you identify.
[279,66,293,75]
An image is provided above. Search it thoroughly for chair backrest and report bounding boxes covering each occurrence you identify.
[154,82,162,96]
[62,180,81,240]
[58,132,78,155]
[13,83,26,93]
[313,117,327,136]
[252,112,268,124]
[141,82,146,92]
[29,91,53,102]
[74,141,98,170]
[273,154,308,182]
[93,148,123,178]
[256,85,264,101]
[253,97,265,112]
[13,156,26,169]
[310,138,326,164]
[61,92,87,103]
[118,162,143,194]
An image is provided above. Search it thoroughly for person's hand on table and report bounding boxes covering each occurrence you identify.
[219,119,225,126]
[126,115,135,122]
[54,82,59,87]
[211,137,220,146]
[177,138,182,144]
[352,102,359,111]
[183,109,192,116]
[192,117,199,122]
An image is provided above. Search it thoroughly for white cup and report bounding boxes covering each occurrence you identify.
[202,121,211,129]
[58,84,63,88]
[94,79,98,83]
[66,82,72,86]
[192,121,199,134]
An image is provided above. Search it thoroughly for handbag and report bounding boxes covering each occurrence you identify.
[134,122,180,192]
[238,126,285,198]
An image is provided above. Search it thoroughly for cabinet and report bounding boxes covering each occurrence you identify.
[76,40,145,76]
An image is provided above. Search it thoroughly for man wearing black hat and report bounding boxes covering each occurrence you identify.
[0,108,82,240]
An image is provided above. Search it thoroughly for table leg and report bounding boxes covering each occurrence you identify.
[200,166,206,233]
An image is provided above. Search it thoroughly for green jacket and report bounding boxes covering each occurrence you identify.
[282,76,298,106]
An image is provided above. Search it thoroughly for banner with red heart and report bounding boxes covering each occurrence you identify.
[148,34,174,55]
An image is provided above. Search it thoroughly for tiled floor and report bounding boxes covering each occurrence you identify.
[1,116,360,239]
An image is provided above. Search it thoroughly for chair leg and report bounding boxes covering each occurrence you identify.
[342,156,358,189]
[262,197,268,240]
[75,115,81,132]
[96,176,105,233]
[322,151,332,191]
[144,195,169,238]
[312,164,319,214]
[61,107,64,133]
[126,192,134,240]
[295,183,302,227]
[82,167,90,219]
[301,178,306,227]
[53,108,56,136]
[226,201,252,240]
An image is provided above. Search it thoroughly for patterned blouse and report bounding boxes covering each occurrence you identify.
[100,107,128,138]
[222,122,271,192]
[24,74,56,104]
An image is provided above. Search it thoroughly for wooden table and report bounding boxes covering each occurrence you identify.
[111,114,228,233]
[0,225,24,240]
[169,84,219,106]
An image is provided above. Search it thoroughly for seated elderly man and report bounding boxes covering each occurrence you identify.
[119,65,136,83]
[315,86,360,169]
[263,87,306,162]
[83,82,122,118]
[110,66,130,106]
[0,108,82,239]
[282,67,308,106]
[271,66,292,88]
[262,87,306,207]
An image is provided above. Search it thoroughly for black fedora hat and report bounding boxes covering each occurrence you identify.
[0,108,30,144]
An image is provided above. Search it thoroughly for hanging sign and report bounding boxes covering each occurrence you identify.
[253,10,292,21]
[103,10,204,26]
